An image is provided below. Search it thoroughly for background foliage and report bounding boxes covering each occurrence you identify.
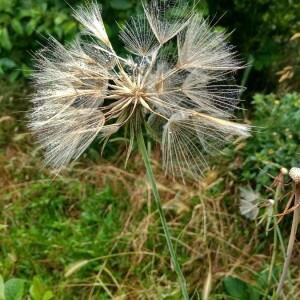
[1,0,299,93]
[207,0,300,93]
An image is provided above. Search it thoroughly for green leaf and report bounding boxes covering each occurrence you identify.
[110,0,133,10]
[54,13,67,25]
[18,9,32,18]
[0,0,14,13]
[0,14,10,24]
[11,19,23,35]
[26,18,40,35]
[8,70,20,83]
[4,279,25,300]
[248,287,260,300]
[54,26,63,39]
[223,277,261,300]
[0,275,5,300]
[30,276,44,300]
[40,3,48,13]
[42,291,53,300]
[30,277,54,300]
[0,58,16,69]
[0,27,12,50]
[36,24,48,34]
[214,25,226,33]
[223,277,250,299]
[21,63,32,77]
[63,21,77,35]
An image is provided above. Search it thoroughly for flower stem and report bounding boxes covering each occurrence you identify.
[137,132,189,300]
[266,178,282,294]
[276,185,300,299]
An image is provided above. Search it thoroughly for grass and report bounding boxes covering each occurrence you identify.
[1,82,300,299]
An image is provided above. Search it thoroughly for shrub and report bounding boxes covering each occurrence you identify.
[239,93,300,187]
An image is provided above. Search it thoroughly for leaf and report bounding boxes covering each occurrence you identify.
[223,277,260,300]
[26,18,40,35]
[30,277,54,300]
[0,27,12,50]
[8,70,20,83]
[40,3,48,13]
[18,9,32,18]
[63,21,77,35]
[54,13,67,25]
[110,0,133,10]
[0,58,16,69]
[53,26,63,39]
[0,14,10,24]
[42,291,53,300]
[21,63,32,77]
[11,19,23,35]
[36,24,48,34]
[4,279,25,300]
[248,287,260,300]
[0,275,5,300]
[30,276,44,300]
[223,277,250,299]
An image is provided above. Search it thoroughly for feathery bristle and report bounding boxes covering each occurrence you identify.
[72,2,110,46]
[119,15,160,57]
[177,15,241,71]
[30,105,105,168]
[239,187,260,220]
[143,0,194,44]
[30,0,250,179]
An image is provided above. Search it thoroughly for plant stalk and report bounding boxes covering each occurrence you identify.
[267,177,282,293]
[137,132,189,300]
[276,185,300,299]
[267,221,278,288]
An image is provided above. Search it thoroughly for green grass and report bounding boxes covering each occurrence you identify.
[1,89,300,299]
[0,168,266,299]
[2,180,124,296]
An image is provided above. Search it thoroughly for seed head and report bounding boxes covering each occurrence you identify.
[29,0,251,180]
[280,167,288,175]
[239,187,259,220]
[289,167,300,183]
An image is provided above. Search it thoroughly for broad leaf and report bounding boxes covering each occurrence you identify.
[4,279,25,300]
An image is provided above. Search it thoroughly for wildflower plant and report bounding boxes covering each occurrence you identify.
[276,167,300,298]
[240,167,300,298]
[29,1,250,298]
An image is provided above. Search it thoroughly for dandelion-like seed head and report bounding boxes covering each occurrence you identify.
[239,187,260,220]
[280,167,289,175]
[289,167,300,184]
[29,0,251,180]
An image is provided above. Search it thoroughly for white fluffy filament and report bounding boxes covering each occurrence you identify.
[30,1,250,179]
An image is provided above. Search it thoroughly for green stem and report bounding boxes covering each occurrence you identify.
[266,179,282,297]
[137,132,189,300]
[267,223,278,287]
